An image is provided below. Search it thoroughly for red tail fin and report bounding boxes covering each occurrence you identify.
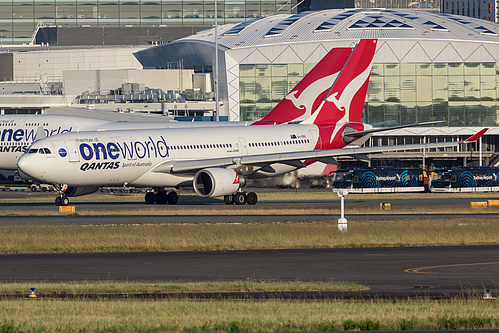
[252,47,353,125]
[304,39,377,125]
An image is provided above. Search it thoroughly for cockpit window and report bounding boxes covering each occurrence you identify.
[27,148,51,154]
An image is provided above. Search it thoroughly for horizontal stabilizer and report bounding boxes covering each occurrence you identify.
[344,121,445,139]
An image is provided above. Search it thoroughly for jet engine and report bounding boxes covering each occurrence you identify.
[64,186,100,197]
[193,168,244,197]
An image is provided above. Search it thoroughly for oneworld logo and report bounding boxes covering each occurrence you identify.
[58,148,67,157]
[0,127,72,143]
[78,136,169,161]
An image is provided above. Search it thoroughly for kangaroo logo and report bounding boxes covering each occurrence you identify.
[284,73,338,118]
[326,62,373,123]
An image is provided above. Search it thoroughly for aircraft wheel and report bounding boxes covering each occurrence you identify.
[156,190,168,205]
[61,196,69,206]
[246,192,258,205]
[55,196,61,206]
[145,191,156,204]
[167,191,179,205]
[234,192,247,205]
[224,194,234,205]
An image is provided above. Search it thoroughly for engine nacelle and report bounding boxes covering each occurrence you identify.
[64,186,100,197]
[193,168,244,198]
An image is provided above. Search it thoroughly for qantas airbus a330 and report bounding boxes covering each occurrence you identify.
[17,39,487,206]
[1,46,353,175]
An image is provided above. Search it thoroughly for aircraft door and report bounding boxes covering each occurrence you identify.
[309,129,321,149]
[238,137,248,155]
[64,140,80,162]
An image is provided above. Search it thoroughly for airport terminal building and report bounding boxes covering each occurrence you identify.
[135,8,499,167]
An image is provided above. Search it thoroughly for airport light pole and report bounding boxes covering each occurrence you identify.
[337,189,348,231]
[479,136,483,166]
[214,0,219,122]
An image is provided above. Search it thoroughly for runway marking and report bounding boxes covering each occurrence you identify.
[405,262,499,275]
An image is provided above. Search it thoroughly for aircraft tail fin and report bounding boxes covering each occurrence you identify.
[303,39,377,125]
[252,47,353,125]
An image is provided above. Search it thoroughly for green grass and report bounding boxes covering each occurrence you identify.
[0,299,497,332]
[0,217,497,254]
[0,280,367,295]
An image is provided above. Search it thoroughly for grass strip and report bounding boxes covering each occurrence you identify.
[0,218,497,254]
[1,190,499,205]
[0,280,367,295]
[0,299,497,332]
[4,206,499,216]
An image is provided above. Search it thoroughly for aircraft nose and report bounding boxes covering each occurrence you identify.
[17,155,39,181]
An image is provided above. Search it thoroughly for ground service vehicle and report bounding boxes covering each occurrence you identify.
[332,167,425,193]
[430,166,499,192]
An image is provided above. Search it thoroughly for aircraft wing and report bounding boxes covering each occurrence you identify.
[153,128,488,174]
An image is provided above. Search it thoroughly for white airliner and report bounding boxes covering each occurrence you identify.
[17,39,488,206]
[2,46,354,173]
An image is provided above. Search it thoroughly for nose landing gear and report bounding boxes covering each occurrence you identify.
[55,195,70,206]
[54,184,70,206]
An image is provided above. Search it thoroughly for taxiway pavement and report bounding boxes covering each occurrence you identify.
[1,246,497,295]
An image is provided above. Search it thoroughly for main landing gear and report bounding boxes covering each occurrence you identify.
[223,191,258,205]
[145,189,179,205]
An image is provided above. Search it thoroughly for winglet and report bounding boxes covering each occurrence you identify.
[464,128,488,142]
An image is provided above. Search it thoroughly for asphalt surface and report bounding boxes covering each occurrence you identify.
[1,246,498,297]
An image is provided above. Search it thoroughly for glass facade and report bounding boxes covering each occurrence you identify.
[239,62,499,127]
[0,0,295,44]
